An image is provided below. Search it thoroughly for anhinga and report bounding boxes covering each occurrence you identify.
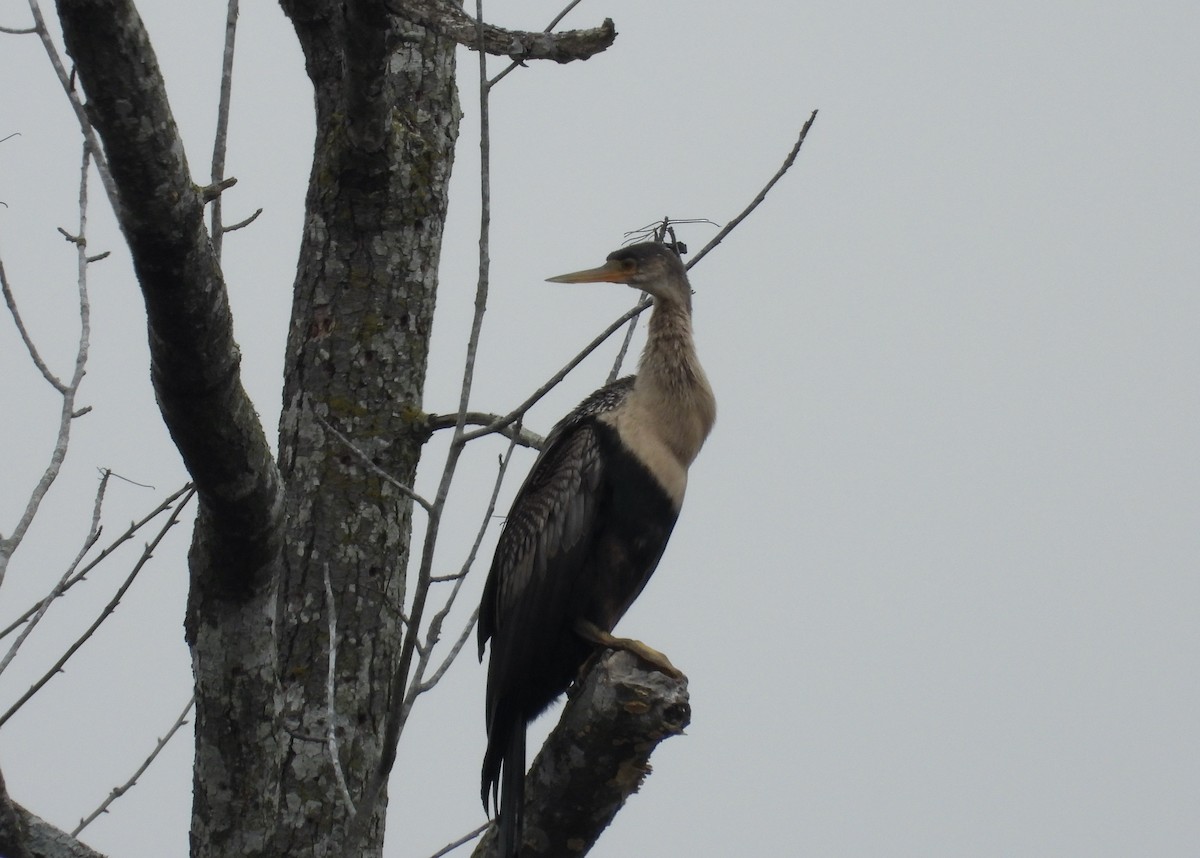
[478,242,716,857]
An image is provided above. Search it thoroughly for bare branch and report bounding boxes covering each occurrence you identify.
[0,470,111,678]
[488,0,591,87]
[0,488,196,729]
[606,293,650,384]
[385,0,615,64]
[0,144,94,591]
[209,0,239,260]
[26,0,118,207]
[0,23,36,34]
[414,606,479,696]
[428,822,488,858]
[425,412,544,450]
[409,433,519,703]
[221,207,262,233]
[0,253,66,392]
[71,696,195,837]
[0,483,193,643]
[12,804,107,858]
[459,301,648,444]
[687,110,819,270]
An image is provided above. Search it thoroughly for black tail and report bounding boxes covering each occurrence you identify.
[497,725,525,858]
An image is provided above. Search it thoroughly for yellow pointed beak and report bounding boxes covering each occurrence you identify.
[546,259,630,284]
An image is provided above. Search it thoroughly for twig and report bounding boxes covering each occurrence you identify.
[606,293,650,384]
[0,23,36,34]
[312,408,434,513]
[26,0,118,208]
[458,301,649,444]
[415,606,479,697]
[71,696,195,836]
[686,109,818,270]
[0,144,94,591]
[322,565,355,815]
[407,435,519,707]
[428,821,490,858]
[209,0,238,261]
[0,483,193,642]
[0,488,196,729]
[0,254,65,392]
[222,207,262,233]
[425,412,543,450]
[0,470,111,678]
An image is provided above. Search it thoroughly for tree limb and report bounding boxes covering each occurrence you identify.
[13,803,106,858]
[0,766,32,858]
[687,109,819,269]
[55,0,283,592]
[472,650,691,857]
[384,0,615,62]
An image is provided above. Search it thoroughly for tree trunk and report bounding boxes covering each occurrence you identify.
[272,1,459,854]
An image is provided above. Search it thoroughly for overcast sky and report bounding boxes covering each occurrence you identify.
[1,1,1198,856]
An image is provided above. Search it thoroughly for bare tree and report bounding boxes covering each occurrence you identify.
[0,1,814,856]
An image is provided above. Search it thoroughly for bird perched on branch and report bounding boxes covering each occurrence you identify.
[478,241,716,857]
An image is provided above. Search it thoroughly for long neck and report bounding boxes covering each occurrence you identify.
[638,298,702,393]
[631,295,717,465]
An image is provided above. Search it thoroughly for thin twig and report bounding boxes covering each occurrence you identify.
[606,293,650,384]
[0,23,36,34]
[0,488,196,729]
[0,254,65,392]
[407,434,519,707]
[0,144,94,591]
[222,207,262,233]
[26,0,118,207]
[209,0,239,260]
[313,408,434,513]
[0,483,193,642]
[323,564,356,815]
[427,821,490,858]
[0,470,110,678]
[415,606,479,697]
[425,412,543,449]
[459,301,649,444]
[686,109,818,270]
[72,696,195,836]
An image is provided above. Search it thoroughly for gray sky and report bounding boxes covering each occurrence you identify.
[1,0,1197,855]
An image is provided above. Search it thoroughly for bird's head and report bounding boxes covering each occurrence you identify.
[546,242,691,309]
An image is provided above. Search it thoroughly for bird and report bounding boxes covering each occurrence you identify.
[477,241,716,857]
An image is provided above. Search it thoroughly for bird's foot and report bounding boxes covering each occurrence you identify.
[574,619,685,680]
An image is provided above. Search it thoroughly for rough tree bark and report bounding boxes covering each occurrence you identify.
[271,1,460,853]
[45,0,668,856]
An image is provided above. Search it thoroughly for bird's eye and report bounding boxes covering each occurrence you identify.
[621,259,637,274]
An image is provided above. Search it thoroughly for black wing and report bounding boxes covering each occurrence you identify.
[478,380,635,812]
[478,377,636,662]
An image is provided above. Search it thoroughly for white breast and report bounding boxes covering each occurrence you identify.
[599,402,690,509]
